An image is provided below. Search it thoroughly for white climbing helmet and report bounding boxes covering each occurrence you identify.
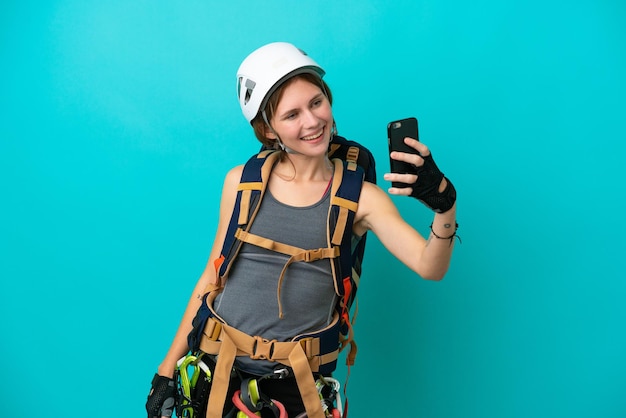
[236,42,325,123]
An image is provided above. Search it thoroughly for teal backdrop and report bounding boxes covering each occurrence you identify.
[2,1,625,417]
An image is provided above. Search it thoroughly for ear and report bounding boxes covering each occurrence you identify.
[264,124,278,140]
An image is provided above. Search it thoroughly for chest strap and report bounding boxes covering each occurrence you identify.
[234,228,340,319]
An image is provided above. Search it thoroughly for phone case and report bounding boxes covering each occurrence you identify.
[387,117,419,187]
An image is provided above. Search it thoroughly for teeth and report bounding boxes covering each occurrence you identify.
[302,130,323,141]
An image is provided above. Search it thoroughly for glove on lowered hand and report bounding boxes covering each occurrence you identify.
[146,373,177,418]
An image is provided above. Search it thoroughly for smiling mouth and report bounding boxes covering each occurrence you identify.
[301,128,324,141]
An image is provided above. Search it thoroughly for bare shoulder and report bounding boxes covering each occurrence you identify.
[224,165,244,186]
[359,181,396,212]
[218,165,245,212]
[220,165,245,196]
[354,181,400,235]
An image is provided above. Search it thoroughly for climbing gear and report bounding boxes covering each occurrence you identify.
[233,369,290,418]
[237,42,325,123]
[232,370,342,418]
[233,389,287,418]
[146,373,177,418]
[314,376,343,418]
[175,353,213,418]
[187,136,376,418]
[407,152,456,213]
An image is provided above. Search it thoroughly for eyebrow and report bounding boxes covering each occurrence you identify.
[278,93,325,119]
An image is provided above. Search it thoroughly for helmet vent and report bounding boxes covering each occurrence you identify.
[244,79,256,105]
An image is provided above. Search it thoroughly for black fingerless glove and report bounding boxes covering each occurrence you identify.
[410,153,456,213]
[146,373,177,418]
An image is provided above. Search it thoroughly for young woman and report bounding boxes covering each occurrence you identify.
[146,42,458,418]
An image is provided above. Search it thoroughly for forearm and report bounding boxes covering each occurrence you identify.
[155,178,234,377]
[157,278,209,377]
[419,203,457,280]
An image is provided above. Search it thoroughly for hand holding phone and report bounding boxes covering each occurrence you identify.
[387,117,420,188]
[386,117,457,212]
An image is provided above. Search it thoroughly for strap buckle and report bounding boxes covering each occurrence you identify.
[203,319,222,341]
[251,336,277,361]
[304,248,324,262]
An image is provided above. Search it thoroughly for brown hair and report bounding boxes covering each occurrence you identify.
[250,73,333,148]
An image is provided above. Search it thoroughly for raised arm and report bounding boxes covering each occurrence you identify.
[354,138,457,280]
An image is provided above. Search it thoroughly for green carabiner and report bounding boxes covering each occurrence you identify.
[176,354,213,418]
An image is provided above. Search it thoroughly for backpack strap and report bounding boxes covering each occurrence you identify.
[211,147,365,354]
[213,149,364,301]
[327,149,364,368]
[227,156,362,320]
[331,146,364,304]
[213,150,281,286]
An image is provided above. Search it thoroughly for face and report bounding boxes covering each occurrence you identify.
[266,78,334,157]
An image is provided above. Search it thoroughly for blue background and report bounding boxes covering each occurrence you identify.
[1,1,625,417]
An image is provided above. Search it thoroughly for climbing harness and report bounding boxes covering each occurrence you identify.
[183,136,376,418]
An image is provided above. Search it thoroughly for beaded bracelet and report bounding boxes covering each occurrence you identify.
[429,222,461,246]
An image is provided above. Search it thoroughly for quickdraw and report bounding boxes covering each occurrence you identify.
[176,354,212,418]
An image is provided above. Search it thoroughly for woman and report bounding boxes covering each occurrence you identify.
[146,42,458,418]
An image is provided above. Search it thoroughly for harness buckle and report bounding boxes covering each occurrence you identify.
[304,248,323,262]
[204,319,222,341]
[251,336,277,361]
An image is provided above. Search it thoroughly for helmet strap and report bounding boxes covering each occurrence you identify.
[330,121,337,143]
[261,109,300,154]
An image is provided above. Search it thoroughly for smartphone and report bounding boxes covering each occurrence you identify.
[387,117,419,188]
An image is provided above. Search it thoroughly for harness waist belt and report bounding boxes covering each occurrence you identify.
[200,290,340,418]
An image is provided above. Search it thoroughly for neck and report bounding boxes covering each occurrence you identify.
[275,153,333,182]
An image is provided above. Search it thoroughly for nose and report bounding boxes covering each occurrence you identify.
[302,109,319,128]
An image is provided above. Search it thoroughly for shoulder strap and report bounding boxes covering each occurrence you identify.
[215,150,280,281]
[327,146,365,368]
[329,136,376,184]
[327,152,364,309]
[215,147,365,305]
